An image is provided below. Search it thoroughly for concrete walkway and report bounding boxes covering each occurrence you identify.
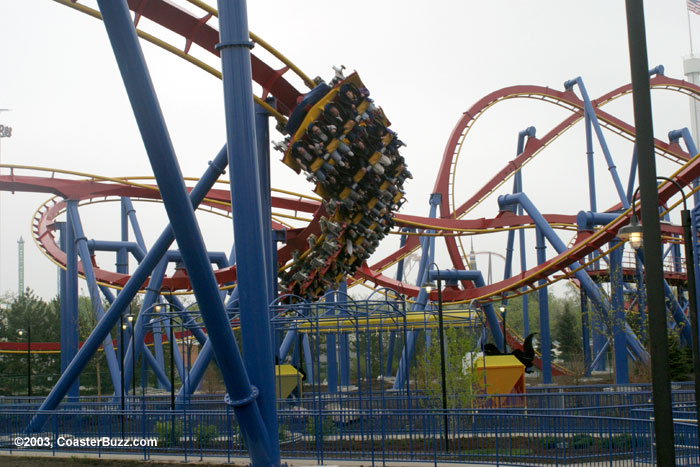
[0,449,496,466]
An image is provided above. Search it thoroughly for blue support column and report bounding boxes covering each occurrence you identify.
[513,129,535,336]
[338,282,350,387]
[118,198,129,275]
[690,206,700,341]
[94,2,275,463]
[326,292,337,393]
[384,230,409,378]
[66,201,120,392]
[565,77,630,209]
[395,229,410,283]
[58,221,79,399]
[100,285,172,391]
[505,127,535,287]
[216,2,278,461]
[255,103,276,304]
[580,290,592,377]
[339,332,350,387]
[28,144,228,432]
[167,314,185,382]
[669,128,699,207]
[385,332,396,376]
[585,113,598,213]
[592,309,608,371]
[122,197,147,251]
[278,328,297,361]
[177,286,240,401]
[151,317,167,389]
[609,241,629,384]
[122,259,169,393]
[499,193,649,364]
[535,228,552,384]
[302,334,314,384]
[392,194,440,390]
[626,147,638,203]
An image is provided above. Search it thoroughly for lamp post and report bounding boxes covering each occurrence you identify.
[499,305,507,353]
[17,328,30,397]
[126,313,135,398]
[120,314,127,438]
[619,177,700,432]
[422,264,449,451]
[155,303,175,410]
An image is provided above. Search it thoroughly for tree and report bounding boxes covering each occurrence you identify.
[416,326,481,409]
[553,303,582,362]
[0,289,60,395]
[667,331,693,381]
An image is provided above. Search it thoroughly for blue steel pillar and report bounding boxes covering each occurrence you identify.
[504,128,535,338]
[580,290,592,377]
[122,259,169,393]
[217,1,278,462]
[152,314,167,389]
[565,77,629,209]
[392,193,440,390]
[585,113,597,213]
[92,2,275,463]
[99,285,172,391]
[609,241,629,384]
[118,198,129,275]
[255,102,277,305]
[67,201,121,392]
[592,310,608,371]
[326,292,338,393]
[28,145,229,432]
[535,227,552,384]
[384,229,410,376]
[338,281,350,387]
[121,197,147,251]
[669,128,699,207]
[58,221,79,399]
[499,193,649,364]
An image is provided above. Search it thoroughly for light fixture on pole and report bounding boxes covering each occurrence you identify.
[154,302,175,410]
[120,314,127,438]
[617,211,644,250]
[499,304,507,353]
[422,263,449,451]
[167,305,175,411]
[126,313,136,398]
[620,177,700,432]
[16,328,30,397]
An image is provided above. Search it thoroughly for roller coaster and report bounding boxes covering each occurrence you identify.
[2,0,700,466]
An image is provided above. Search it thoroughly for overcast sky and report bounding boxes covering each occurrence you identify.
[0,0,698,301]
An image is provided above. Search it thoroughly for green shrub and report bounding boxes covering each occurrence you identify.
[539,436,558,449]
[602,434,634,449]
[307,415,335,439]
[194,423,218,446]
[570,434,595,449]
[155,419,183,447]
[278,423,289,442]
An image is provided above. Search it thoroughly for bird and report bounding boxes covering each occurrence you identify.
[484,333,538,372]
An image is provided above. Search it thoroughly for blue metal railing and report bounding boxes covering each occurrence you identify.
[1,408,697,466]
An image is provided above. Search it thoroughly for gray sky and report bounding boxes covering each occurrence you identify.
[0,0,698,300]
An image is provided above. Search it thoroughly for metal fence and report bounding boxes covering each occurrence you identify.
[0,407,698,466]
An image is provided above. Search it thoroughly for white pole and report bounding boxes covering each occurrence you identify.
[689,4,695,56]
